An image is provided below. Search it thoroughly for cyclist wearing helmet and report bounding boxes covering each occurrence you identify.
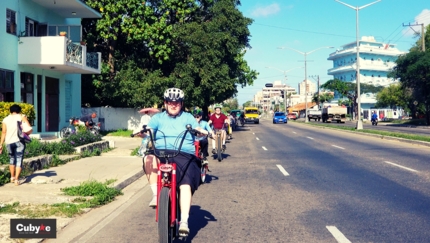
[143,87,210,236]
[193,110,215,164]
[208,104,229,153]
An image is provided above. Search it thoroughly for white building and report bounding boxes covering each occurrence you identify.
[327,36,406,119]
[298,79,316,96]
[327,36,405,106]
[260,80,296,111]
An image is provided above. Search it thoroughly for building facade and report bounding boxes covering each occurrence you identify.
[1,0,101,135]
[327,36,406,119]
[298,79,316,96]
[260,80,296,111]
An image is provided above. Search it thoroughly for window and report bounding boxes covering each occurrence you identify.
[21,73,34,104]
[6,9,17,35]
[0,69,15,102]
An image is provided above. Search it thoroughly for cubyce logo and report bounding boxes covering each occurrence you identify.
[10,219,56,239]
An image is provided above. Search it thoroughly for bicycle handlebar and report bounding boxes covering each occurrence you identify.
[130,124,209,159]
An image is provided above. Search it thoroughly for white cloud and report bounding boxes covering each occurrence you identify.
[403,9,430,36]
[251,3,281,17]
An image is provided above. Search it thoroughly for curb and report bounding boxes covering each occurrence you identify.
[290,121,430,148]
[114,170,145,190]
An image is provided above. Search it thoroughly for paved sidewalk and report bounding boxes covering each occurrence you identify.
[0,136,144,242]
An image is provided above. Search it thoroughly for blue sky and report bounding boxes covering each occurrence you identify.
[236,0,430,105]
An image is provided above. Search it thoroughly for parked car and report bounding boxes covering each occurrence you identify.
[273,112,288,124]
[287,113,297,120]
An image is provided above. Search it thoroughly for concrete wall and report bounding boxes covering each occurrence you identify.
[82,107,144,131]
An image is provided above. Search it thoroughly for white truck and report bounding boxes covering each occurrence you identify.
[322,107,347,123]
[307,110,322,121]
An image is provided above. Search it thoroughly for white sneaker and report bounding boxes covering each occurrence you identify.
[179,222,189,236]
[148,196,157,207]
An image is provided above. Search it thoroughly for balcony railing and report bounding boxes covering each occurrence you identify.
[18,36,101,74]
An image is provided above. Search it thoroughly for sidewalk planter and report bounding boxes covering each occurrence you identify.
[23,155,53,172]
[74,140,110,154]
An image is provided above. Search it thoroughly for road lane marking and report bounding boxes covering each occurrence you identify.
[293,132,297,134]
[332,145,345,150]
[256,137,260,140]
[276,165,289,176]
[384,161,418,173]
[252,132,255,135]
[307,137,314,140]
[262,146,267,150]
[326,226,351,243]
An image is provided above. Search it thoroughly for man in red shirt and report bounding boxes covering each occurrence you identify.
[208,104,229,153]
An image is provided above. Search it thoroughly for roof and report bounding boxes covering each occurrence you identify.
[288,102,316,113]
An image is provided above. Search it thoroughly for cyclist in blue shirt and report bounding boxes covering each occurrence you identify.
[143,88,209,236]
[193,110,215,164]
[371,111,378,122]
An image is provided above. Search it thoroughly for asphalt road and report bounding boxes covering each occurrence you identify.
[51,119,430,243]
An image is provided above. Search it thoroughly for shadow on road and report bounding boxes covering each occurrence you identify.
[176,205,217,242]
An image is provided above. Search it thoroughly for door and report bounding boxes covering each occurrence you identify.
[45,77,59,131]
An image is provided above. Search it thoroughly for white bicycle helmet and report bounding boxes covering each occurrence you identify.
[164,87,184,102]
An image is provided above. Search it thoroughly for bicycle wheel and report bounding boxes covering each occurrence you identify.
[60,127,71,138]
[201,163,207,184]
[217,134,222,162]
[158,187,173,243]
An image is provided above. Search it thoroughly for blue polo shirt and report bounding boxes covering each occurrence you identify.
[196,120,213,141]
[147,111,200,155]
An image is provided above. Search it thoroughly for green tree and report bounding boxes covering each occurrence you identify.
[320,79,383,119]
[375,83,410,109]
[389,24,430,124]
[243,100,253,107]
[223,98,239,111]
[81,0,257,112]
[312,92,334,107]
[390,50,430,124]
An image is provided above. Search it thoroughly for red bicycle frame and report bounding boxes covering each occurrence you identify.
[155,163,177,227]
[194,141,201,158]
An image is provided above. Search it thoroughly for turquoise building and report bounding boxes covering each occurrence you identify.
[327,36,406,119]
[1,0,101,135]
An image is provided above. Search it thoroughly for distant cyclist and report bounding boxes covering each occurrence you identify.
[193,110,215,164]
[208,104,229,153]
[371,111,378,122]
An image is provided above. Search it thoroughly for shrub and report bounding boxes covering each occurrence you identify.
[0,130,102,165]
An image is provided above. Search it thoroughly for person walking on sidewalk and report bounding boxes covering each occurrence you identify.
[0,104,32,186]
[143,87,210,236]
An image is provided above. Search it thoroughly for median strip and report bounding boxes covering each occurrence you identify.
[384,161,418,173]
[326,226,351,243]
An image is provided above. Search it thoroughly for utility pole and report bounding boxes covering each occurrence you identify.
[310,75,320,109]
[403,22,426,51]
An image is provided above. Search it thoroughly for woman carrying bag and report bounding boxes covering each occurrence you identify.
[0,104,32,186]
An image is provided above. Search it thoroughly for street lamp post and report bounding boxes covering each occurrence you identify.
[277,46,334,123]
[265,66,304,112]
[335,0,381,130]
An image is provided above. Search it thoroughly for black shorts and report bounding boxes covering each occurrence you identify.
[155,149,201,194]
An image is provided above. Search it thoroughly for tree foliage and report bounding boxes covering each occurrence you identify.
[312,92,334,105]
[320,79,383,118]
[388,24,430,123]
[81,0,257,112]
